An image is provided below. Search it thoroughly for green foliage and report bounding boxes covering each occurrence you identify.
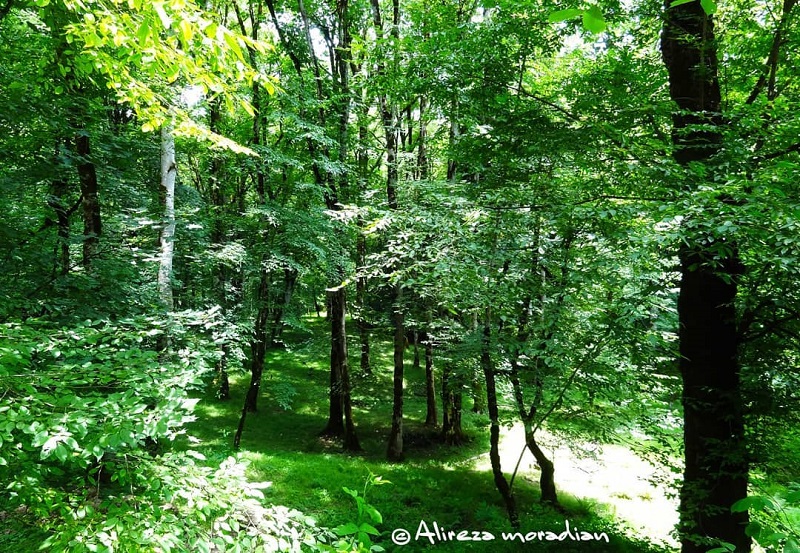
[548,6,607,34]
[327,473,390,553]
[36,453,326,552]
[726,484,800,553]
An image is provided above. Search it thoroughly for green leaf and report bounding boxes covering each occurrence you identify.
[548,9,582,23]
[669,0,695,6]
[223,32,245,63]
[744,521,763,538]
[364,504,382,524]
[358,523,379,536]
[700,0,716,13]
[333,522,360,536]
[582,7,606,34]
[731,495,777,513]
[179,19,193,45]
[153,2,173,30]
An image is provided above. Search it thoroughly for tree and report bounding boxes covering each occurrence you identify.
[661,1,748,550]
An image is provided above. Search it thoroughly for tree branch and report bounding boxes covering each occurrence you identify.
[746,0,798,104]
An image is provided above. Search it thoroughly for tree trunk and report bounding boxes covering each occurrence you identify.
[268,267,297,347]
[356,226,371,376]
[441,360,464,445]
[424,337,437,427]
[49,139,71,276]
[387,285,405,461]
[208,99,230,400]
[158,122,176,311]
[482,315,519,527]
[661,3,750,551]
[417,96,429,180]
[321,285,361,452]
[75,131,100,269]
[244,267,270,414]
[331,285,361,450]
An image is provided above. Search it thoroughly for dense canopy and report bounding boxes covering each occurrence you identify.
[1,0,799,551]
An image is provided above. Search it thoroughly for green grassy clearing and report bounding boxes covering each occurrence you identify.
[185,315,672,553]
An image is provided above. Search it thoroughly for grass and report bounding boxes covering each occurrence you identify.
[185,315,673,552]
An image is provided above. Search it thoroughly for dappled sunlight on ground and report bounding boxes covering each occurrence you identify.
[474,424,680,550]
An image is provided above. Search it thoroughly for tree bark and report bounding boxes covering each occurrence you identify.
[244,266,270,414]
[356,224,371,375]
[482,315,519,527]
[75,131,101,269]
[441,360,464,445]
[49,139,71,276]
[158,121,176,311]
[321,287,346,435]
[387,285,405,461]
[424,336,437,426]
[321,284,361,453]
[661,3,750,551]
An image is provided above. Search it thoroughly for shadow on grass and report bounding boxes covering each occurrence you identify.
[184,318,675,552]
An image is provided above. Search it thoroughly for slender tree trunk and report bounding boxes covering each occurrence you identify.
[321,285,360,451]
[49,139,71,276]
[75,131,100,269]
[412,330,420,370]
[661,3,749,552]
[333,285,361,451]
[387,285,405,460]
[441,360,464,444]
[158,121,176,311]
[417,95,429,181]
[268,268,297,347]
[356,223,371,375]
[208,99,230,400]
[481,313,519,527]
[244,267,270,414]
[424,336,437,426]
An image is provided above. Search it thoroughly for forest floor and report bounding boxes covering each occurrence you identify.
[479,424,680,550]
[186,316,681,553]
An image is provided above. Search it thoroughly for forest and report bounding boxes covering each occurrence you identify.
[1,0,799,551]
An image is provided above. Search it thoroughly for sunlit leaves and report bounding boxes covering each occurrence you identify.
[45,0,276,150]
[548,5,606,34]
[669,0,717,13]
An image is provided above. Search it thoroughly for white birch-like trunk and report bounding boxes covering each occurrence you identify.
[158,121,176,311]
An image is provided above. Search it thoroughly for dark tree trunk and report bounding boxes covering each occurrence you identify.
[424,338,437,427]
[268,268,297,347]
[321,286,360,450]
[244,268,270,413]
[321,287,346,438]
[356,223,371,376]
[333,286,361,451]
[387,285,405,461]
[49,140,71,276]
[417,95,429,181]
[412,330,420,371]
[209,99,231,401]
[661,3,750,551]
[481,317,519,527]
[441,361,464,445]
[75,132,100,268]
[527,431,557,504]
